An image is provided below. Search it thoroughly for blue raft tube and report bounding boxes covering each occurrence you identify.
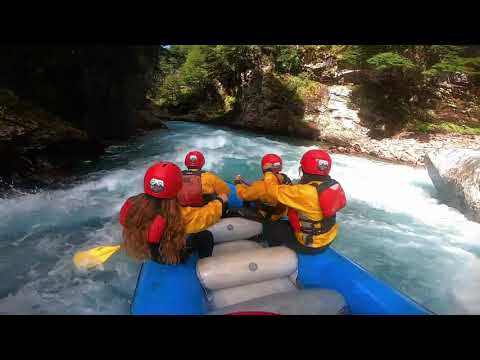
[131,183,432,315]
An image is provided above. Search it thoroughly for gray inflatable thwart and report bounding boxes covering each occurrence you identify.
[197,247,298,291]
[207,278,298,309]
[208,289,350,315]
[208,218,263,243]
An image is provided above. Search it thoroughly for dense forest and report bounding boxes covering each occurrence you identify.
[152,45,480,137]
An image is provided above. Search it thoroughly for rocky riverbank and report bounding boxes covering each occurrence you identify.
[321,86,480,166]
[332,132,480,167]
[156,82,480,168]
[0,90,167,194]
[0,89,98,192]
[282,84,480,167]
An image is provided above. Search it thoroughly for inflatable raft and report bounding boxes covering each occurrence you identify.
[131,184,432,315]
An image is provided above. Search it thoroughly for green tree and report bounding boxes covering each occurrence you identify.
[273,46,303,74]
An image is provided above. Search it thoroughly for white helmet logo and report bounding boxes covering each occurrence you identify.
[273,162,281,169]
[189,154,198,163]
[317,159,329,170]
[150,178,165,193]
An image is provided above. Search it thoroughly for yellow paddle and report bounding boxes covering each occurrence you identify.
[73,244,122,271]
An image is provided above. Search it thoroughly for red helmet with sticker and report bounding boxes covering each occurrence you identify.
[261,153,282,173]
[300,149,332,176]
[144,162,183,199]
[185,151,205,169]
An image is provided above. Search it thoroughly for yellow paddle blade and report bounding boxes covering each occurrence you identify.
[73,245,121,271]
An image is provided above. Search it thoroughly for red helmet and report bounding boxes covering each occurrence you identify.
[144,162,183,199]
[185,150,205,169]
[261,153,282,173]
[300,149,332,176]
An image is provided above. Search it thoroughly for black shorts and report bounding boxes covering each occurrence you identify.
[182,230,214,260]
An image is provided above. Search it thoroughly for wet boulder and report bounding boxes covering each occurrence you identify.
[425,148,480,223]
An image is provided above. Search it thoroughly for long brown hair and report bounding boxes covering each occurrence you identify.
[121,193,186,264]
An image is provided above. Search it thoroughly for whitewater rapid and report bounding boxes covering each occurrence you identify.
[0,121,479,314]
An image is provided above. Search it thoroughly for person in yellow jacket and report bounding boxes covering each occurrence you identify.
[233,153,292,222]
[180,199,224,234]
[120,162,226,265]
[263,149,347,254]
[177,150,230,208]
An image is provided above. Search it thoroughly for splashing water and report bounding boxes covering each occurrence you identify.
[1,121,479,314]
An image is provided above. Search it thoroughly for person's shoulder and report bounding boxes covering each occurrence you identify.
[204,171,226,181]
[281,182,311,192]
[263,171,277,180]
[178,204,195,215]
[204,170,218,176]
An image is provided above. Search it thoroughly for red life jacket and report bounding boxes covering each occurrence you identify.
[287,178,346,245]
[176,170,205,207]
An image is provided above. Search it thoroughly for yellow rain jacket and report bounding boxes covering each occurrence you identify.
[264,172,338,248]
[181,199,223,234]
[236,173,289,221]
[200,171,230,196]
